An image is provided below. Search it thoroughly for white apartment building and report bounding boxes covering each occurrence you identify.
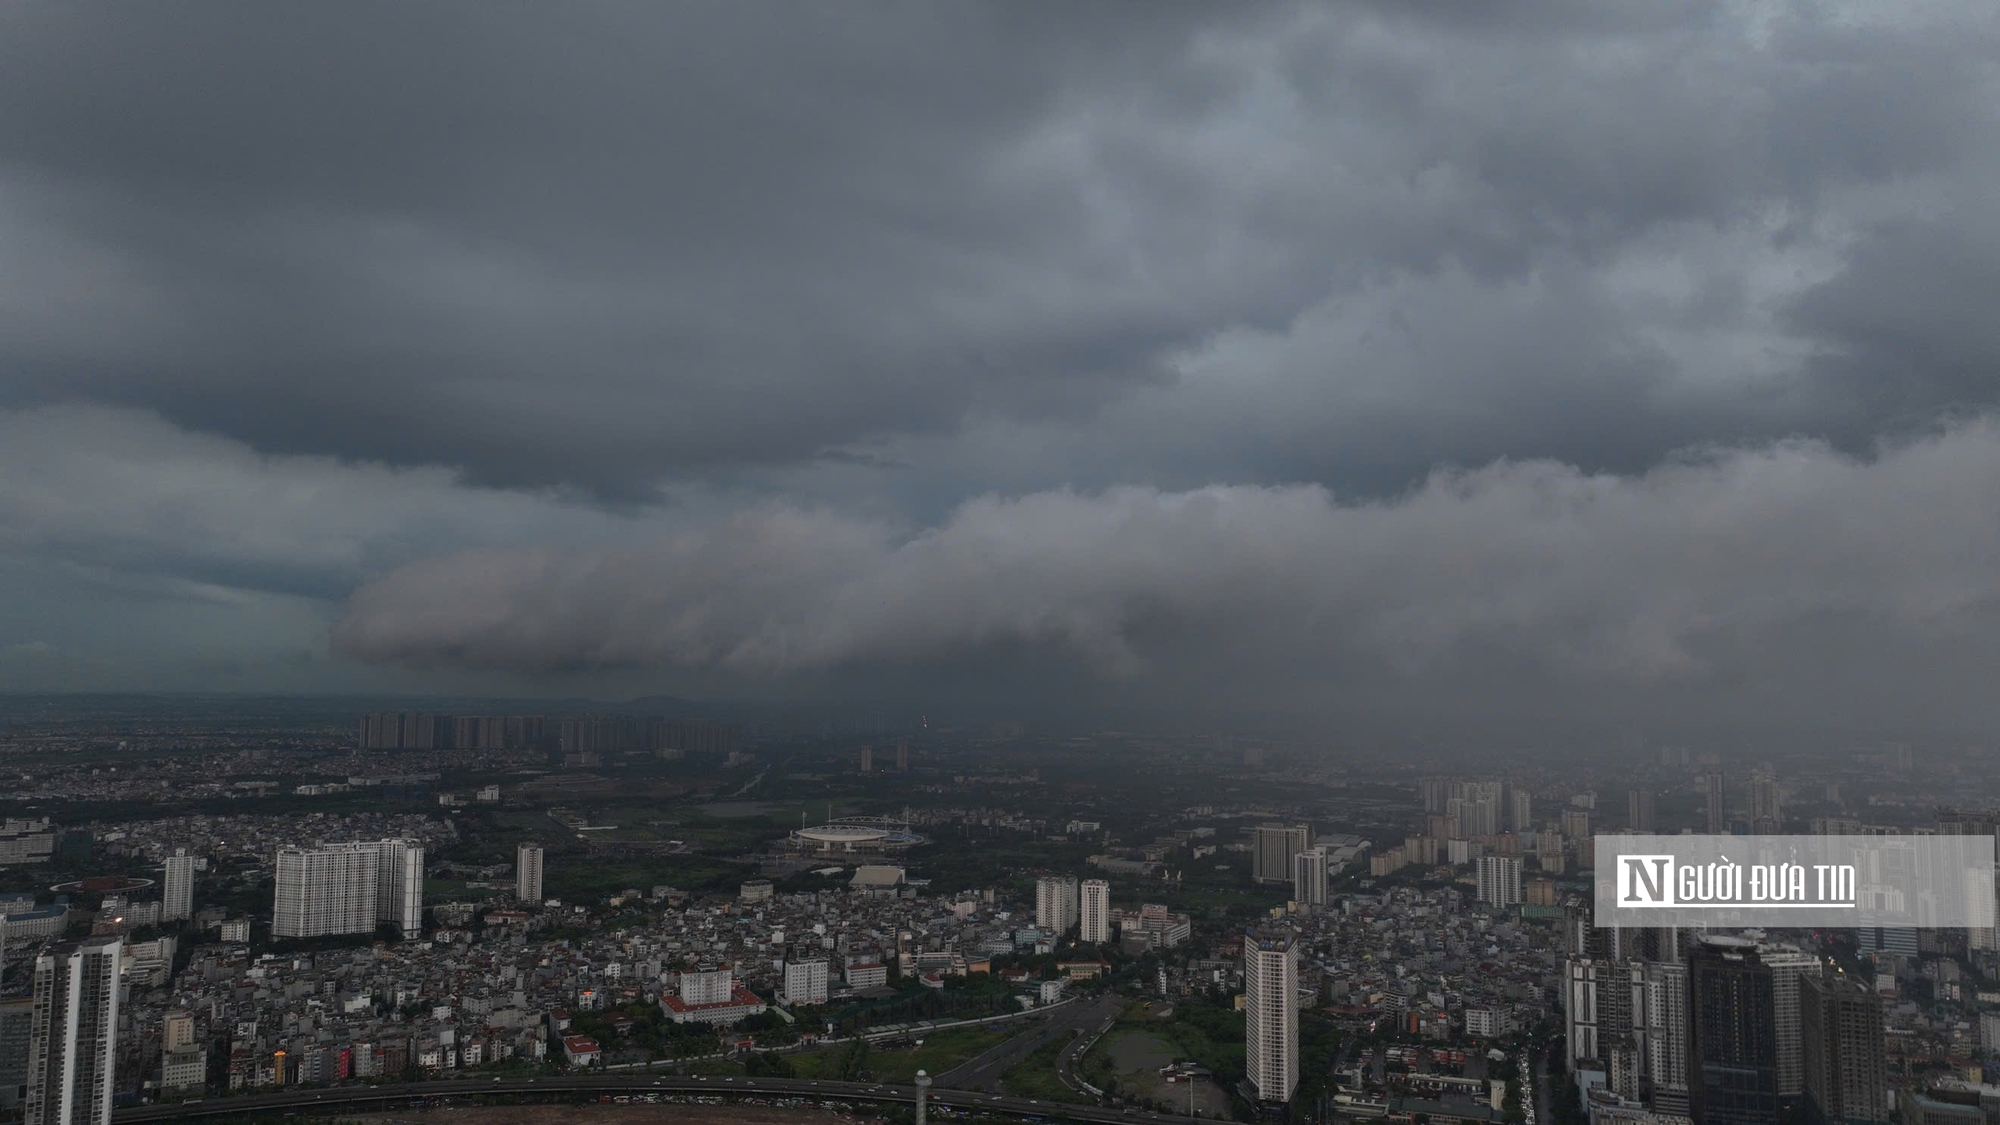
[1565,957,1609,1073]
[1293,848,1329,908]
[1079,879,1111,943]
[273,845,377,939]
[660,966,767,1026]
[844,961,888,989]
[25,935,122,1125]
[1252,824,1312,885]
[516,843,543,904]
[1245,930,1299,1104]
[1477,855,1524,908]
[679,968,735,1006]
[374,839,424,939]
[1634,960,1690,1114]
[1761,944,1822,1099]
[1035,875,1079,936]
[784,960,829,1006]
[162,852,195,922]
[272,839,424,940]
[1509,788,1534,832]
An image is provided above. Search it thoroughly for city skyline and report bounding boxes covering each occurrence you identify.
[0,707,1969,1123]
[0,5,1994,1121]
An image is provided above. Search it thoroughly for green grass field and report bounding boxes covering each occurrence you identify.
[999,1032,1092,1105]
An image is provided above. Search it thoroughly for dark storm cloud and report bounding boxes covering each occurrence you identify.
[7,1,2000,707]
[0,2,1258,493]
[333,418,2000,724]
[4,1,1997,502]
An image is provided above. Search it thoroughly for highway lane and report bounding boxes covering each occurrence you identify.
[110,1071,1189,1125]
[937,996,1119,1093]
[1054,1001,1121,1095]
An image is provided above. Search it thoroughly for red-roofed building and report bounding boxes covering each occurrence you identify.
[561,1036,601,1067]
[658,984,769,1026]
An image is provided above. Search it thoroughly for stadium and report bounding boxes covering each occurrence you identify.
[789,815,926,853]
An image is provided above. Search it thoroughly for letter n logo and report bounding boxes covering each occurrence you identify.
[1618,855,1675,906]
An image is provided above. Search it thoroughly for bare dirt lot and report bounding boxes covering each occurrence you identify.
[337,1104,891,1125]
[1098,1030,1231,1117]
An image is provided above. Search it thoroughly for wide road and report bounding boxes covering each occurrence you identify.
[110,1072,1185,1125]
[1054,1000,1122,1094]
[937,995,1120,1093]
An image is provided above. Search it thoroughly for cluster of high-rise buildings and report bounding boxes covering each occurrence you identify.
[558,717,742,757]
[1379,779,1551,879]
[1565,923,1887,1125]
[356,713,743,756]
[1032,874,1085,937]
[1246,822,1366,911]
[358,712,546,751]
[1692,769,1786,836]
[1418,778,1534,839]
[856,740,912,773]
[2,829,559,1122]
[1030,874,1186,955]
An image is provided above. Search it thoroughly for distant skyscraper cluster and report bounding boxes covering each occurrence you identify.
[1391,777,1549,878]
[358,712,545,750]
[1420,778,1532,837]
[357,712,744,755]
[273,839,424,939]
[557,717,743,757]
[1629,788,1657,832]
[856,740,913,773]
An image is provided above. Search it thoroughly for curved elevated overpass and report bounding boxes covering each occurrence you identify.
[112,1073,1205,1125]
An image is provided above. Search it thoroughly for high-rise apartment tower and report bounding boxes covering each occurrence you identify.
[162,851,195,922]
[1244,930,1299,1104]
[516,843,544,904]
[1079,879,1111,943]
[1252,824,1312,885]
[24,936,121,1125]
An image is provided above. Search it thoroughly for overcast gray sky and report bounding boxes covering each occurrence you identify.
[4,1,2000,725]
